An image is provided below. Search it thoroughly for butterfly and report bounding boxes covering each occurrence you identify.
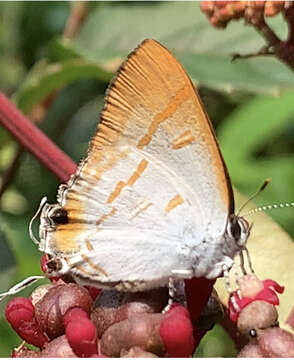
[37,39,250,292]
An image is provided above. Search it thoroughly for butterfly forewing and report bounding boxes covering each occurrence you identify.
[44,39,234,289]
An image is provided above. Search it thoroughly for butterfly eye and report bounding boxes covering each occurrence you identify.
[46,257,62,273]
[231,220,241,240]
[50,208,68,225]
[249,329,257,338]
[227,216,249,247]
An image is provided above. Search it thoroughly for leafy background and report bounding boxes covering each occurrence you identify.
[1,1,294,357]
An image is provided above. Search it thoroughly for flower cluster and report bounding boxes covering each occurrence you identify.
[227,273,294,357]
[5,256,220,357]
[229,275,284,323]
[200,1,291,28]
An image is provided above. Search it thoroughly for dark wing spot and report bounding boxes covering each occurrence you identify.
[51,208,68,225]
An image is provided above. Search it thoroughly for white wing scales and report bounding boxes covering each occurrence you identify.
[41,39,234,289]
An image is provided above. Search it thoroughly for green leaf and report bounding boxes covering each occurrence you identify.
[72,2,294,95]
[47,37,82,62]
[218,92,294,168]
[0,225,16,294]
[0,213,40,278]
[218,91,294,232]
[177,53,294,95]
[195,324,236,357]
[13,59,113,113]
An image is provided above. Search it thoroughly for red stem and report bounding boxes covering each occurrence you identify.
[0,92,77,183]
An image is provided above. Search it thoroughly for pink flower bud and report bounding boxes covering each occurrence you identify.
[258,327,294,357]
[265,1,284,17]
[100,314,164,357]
[34,282,93,339]
[238,343,266,357]
[237,300,278,336]
[41,335,78,357]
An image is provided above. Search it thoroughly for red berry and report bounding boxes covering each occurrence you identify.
[66,317,98,357]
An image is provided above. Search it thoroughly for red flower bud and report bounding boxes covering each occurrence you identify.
[160,305,195,357]
[63,307,89,327]
[65,317,98,357]
[5,297,48,348]
[229,276,284,323]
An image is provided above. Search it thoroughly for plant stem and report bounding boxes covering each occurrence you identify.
[0,92,77,183]
[63,2,88,41]
[252,8,294,69]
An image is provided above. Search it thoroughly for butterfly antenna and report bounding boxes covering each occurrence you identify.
[237,178,271,216]
[29,196,47,245]
[0,275,45,302]
[245,201,294,216]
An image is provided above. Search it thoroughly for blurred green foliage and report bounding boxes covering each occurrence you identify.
[0,1,294,357]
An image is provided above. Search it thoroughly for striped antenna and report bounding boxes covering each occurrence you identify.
[237,178,271,216]
[244,202,294,217]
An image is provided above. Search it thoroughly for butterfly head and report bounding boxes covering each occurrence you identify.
[38,202,68,252]
[226,214,250,251]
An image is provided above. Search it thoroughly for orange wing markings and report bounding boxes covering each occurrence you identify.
[55,210,83,253]
[84,149,129,185]
[96,207,117,227]
[81,254,108,277]
[137,84,191,149]
[165,194,184,214]
[130,201,152,220]
[128,159,148,186]
[172,130,196,150]
[85,239,94,252]
[107,181,126,204]
[107,159,148,204]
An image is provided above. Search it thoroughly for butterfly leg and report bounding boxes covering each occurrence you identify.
[244,247,255,274]
[223,264,241,313]
[239,247,255,276]
[163,278,187,313]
